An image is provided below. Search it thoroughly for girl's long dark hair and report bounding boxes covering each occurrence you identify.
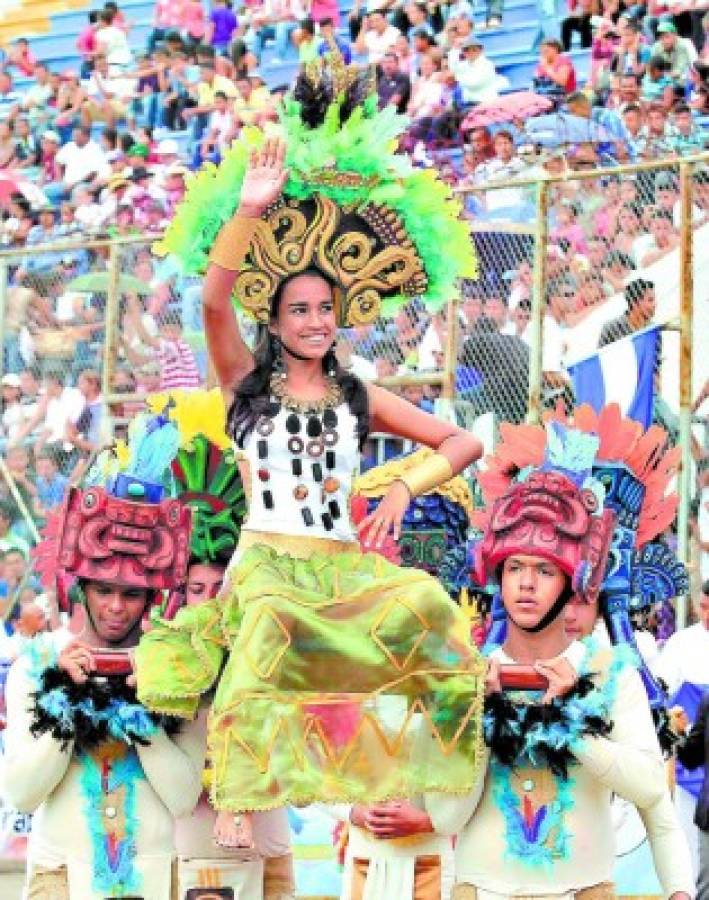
[227,274,370,449]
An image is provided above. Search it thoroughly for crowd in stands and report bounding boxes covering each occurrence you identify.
[0,0,705,636]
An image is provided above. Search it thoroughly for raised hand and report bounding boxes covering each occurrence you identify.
[237,138,289,218]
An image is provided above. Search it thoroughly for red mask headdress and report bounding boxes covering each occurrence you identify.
[34,412,192,610]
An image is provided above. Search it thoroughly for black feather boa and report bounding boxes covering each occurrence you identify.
[483,674,614,779]
[29,665,181,754]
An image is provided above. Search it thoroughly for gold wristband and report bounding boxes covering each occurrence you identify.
[208,215,260,271]
[397,452,454,498]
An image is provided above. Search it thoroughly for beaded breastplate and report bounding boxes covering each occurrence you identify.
[241,390,359,543]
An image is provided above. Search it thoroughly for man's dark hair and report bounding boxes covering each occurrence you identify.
[625,278,654,308]
[89,10,99,24]
[300,18,315,36]
[648,55,670,72]
[702,579,709,596]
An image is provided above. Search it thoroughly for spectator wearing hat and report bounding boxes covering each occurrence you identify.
[653,19,698,81]
[160,163,188,216]
[377,51,411,113]
[355,10,401,64]
[449,37,499,104]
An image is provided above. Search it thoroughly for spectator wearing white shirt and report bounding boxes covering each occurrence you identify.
[55,125,109,194]
[12,370,85,466]
[449,37,499,105]
[83,53,134,124]
[472,130,530,220]
[95,7,133,69]
[355,10,401,64]
[201,90,236,161]
[631,208,680,268]
[251,0,306,65]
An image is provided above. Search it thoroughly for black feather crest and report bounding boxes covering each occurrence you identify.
[483,674,613,779]
[29,665,181,754]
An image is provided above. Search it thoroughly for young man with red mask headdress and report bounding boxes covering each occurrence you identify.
[2,414,205,900]
[437,409,676,899]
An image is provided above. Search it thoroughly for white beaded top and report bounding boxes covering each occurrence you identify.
[239,402,360,543]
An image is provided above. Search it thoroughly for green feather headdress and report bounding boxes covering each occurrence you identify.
[154,49,477,325]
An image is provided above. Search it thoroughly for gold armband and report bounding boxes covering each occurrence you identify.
[397,452,454,498]
[208,215,260,271]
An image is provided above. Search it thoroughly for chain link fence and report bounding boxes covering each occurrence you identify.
[0,155,704,614]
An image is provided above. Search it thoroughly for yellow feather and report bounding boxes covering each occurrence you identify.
[147,389,230,449]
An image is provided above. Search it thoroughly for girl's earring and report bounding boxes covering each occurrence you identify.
[326,340,338,377]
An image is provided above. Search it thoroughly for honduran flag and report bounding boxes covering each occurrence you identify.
[567,326,659,428]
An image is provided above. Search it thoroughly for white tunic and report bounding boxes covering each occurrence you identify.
[240,401,359,543]
[2,657,205,900]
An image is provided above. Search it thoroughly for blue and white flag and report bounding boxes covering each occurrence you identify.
[567,327,659,427]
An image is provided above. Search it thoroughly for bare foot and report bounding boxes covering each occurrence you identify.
[213,810,255,850]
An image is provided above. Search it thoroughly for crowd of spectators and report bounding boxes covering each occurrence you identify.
[0,0,704,638]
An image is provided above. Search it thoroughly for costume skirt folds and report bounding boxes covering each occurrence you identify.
[136,541,486,811]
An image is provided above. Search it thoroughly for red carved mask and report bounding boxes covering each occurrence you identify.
[473,471,615,602]
[53,486,192,608]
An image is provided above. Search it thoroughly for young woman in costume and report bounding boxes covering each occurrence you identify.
[137,55,486,854]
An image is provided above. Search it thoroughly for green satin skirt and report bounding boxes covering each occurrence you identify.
[136,542,485,811]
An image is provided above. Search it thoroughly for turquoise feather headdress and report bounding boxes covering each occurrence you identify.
[154,47,477,325]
